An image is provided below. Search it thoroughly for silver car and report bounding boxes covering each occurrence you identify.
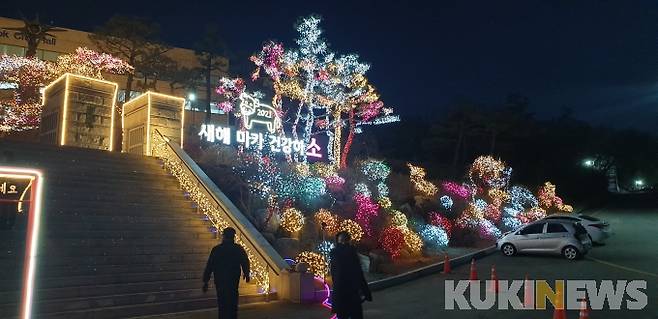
[496,220,592,260]
[541,214,611,244]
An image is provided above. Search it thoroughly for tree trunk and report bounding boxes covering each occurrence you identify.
[340,109,356,169]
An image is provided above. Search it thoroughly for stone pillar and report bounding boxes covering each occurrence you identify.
[40,73,118,151]
[122,92,185,156]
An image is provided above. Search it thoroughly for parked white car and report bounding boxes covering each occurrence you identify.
[497,220,592,260]
[541,214,611,244]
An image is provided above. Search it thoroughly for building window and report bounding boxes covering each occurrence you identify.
[0,44,26,57]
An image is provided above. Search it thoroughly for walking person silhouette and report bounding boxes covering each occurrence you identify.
[203,227,250,319]
[330,231,372,319]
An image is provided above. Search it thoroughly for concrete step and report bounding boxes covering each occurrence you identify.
[46,200,196,212]
[31,293,273,319]
[1,268,257,291]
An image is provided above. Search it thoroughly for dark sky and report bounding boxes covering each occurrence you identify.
[3,0,658,133]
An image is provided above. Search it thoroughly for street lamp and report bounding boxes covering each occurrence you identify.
[187,92,196,102]
[634,179,644,187]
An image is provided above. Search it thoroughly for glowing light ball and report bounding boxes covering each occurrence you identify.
[440,195,453,209]
[419,224,449,247]
[295,251,329,277]
[390,210,408,227]
[379,227,405,259]
[468,156,510,189]
[485,204,502,222]
[517,207,546,224]
[339,219,363,243]
[281,208,305,232]
[314,209,339,234]
[377,182,389,197]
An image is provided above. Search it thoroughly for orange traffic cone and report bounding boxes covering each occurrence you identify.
[443,253,451,274]
[579,299,590,319]
[488,264,499,292]
[552,289,566,319]
[469,259,478,280]
[523,274,534,309]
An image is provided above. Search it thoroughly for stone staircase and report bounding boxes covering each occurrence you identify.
[0,140,270,318]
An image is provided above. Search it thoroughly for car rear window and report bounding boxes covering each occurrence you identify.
[573,223,588,235]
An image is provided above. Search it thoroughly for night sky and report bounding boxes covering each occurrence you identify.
[2,0,658,133]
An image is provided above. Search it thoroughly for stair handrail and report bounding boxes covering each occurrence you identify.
[151,129,288,292]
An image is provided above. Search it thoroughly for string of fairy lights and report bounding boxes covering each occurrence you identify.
[152,133,271,292]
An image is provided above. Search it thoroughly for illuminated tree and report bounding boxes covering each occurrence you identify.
[0,48,132,132]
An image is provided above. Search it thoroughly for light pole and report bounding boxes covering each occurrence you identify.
[188,92,196,128]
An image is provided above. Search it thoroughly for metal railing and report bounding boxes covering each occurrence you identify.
[151,129,288,292]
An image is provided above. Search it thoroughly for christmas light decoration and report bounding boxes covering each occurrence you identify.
[354,193,379,236]
[377,196,392,209]
[474,198,488,212]
[280,207,305,232]
[338,219,363,243]
[245,15,396,167]
[311,162,336,178]
[517,207,547,224]
[501,216,522,230]
[379,226,405,259]
[441,181,471,200]
[477,219,502,240]
[325,175,346,193]
[408,163,438,197]
[419,224,449,248]
[429,212,453,237]
[0,48,132,132]
[361,160,391,181]
[377,183,389,197]
[455,203,485,228]
[484,204,502,222]
[314,209,339,234]
[295,251,329,277]
[400,227,423,253]
[316,240,335,262]
[508,185,538,211]
[440,195,453,209]
[353,183,371,197]
[299,177,327,201]
[468,156,512,190]
[216,77,246,113]
[537,182,573,213]
[390,210,408,227]
[487,189,510,207]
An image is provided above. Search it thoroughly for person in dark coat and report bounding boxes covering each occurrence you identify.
[330,231,372,319]
[203,227,250,319]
